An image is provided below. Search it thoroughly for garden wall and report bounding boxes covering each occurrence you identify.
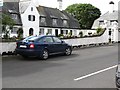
[1,29,118,55]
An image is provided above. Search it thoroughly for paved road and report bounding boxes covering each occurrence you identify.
[2,45,118,88]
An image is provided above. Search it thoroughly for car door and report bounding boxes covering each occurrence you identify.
[42,36,55,53]
[52,36,66,52]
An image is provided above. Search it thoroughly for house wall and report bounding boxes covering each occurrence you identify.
[80,29,97,36]
[39,27,81,36]
[1,27,117,55]
[21,2,39,38]
[2,25,21,38]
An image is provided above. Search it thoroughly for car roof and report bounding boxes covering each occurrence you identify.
[37,35,55,37]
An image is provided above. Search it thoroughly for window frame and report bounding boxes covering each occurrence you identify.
[52,18,57,26]
[40,17,46,23]
[28,15,35,21]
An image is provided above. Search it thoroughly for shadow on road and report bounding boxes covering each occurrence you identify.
[2,53,79,77]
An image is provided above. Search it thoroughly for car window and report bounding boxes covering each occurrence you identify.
[37,37,44,43]
[43,37,53,43]
[53,37,61,43]
[22,36,36,42]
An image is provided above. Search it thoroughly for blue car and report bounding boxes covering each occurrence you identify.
[15,35,72,59]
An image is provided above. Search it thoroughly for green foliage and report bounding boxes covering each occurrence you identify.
[2,13,15,39]
[46,32,49,35]
[58,34,64,38]
[96,27,104,35]
[65,4,101,29]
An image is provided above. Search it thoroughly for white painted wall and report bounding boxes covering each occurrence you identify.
[2,28,120,54]
[80,29,96,36]
[64,28,109,46]
[21,1,39,38]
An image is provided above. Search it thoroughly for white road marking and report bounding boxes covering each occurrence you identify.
[74,65,117,81]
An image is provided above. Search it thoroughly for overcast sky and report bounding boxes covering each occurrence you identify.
[34,0,119,15]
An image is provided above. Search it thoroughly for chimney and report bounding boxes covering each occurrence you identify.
[109,1,114,13]
[57,0,62,11]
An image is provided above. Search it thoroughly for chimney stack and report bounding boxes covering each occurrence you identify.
[57,0,62,11]
[109,1,114,13]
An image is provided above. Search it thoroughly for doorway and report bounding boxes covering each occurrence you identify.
[55,29,58,36]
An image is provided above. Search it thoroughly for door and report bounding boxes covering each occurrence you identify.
[42,36,55,53]
[55,29,58,36]
[52,36,66,52]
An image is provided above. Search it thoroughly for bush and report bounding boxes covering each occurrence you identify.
[96,27,104,35]
[58,34,64,38]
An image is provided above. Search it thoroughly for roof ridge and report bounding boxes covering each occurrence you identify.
[36,5,58,10]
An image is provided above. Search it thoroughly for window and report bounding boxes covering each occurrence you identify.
[31,7,33,11]
[48,29,52,35]
[11,27,18,34]
[74,30,77,36]
[28,15,35,21]
[39,28,44,35]
[11,14,17,19]
[61,30,63,34]
[53,37,61,43]
[63,30,68,35]
[70,30,72,35]
[40,17,46,23]
[43,37,53,43]
[63,20,68,26]
[52,19,57,26]
[99,21,104,25]
[66,30,68,34]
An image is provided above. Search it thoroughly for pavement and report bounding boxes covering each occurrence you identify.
[2,44,118,88]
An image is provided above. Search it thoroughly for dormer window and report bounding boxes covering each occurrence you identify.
[52,18,57,26]
[11,14,17,20]
[40,17,46,23]
[63,19,68,26]
[28,15,35,21]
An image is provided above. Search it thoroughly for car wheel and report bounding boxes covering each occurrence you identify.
[41,49,49,60]
[65,47,72,56]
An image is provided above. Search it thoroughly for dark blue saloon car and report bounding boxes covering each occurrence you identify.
[15,35,72,59]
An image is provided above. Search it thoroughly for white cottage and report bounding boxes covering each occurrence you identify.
[19,0,80,38]
[2,1,22,38]
[92,1,120,42]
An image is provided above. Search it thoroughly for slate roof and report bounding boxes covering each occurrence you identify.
[19,1,31,14]
[92,11,118,29]
[2,2,22,25]
[37,6,80,29]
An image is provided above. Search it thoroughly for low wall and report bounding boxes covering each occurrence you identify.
[0,29,115,55]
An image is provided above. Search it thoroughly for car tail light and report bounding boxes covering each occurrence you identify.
[30,44,34,48]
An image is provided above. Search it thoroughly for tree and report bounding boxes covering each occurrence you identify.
[1,13,15,39]
[65,4,101,29]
